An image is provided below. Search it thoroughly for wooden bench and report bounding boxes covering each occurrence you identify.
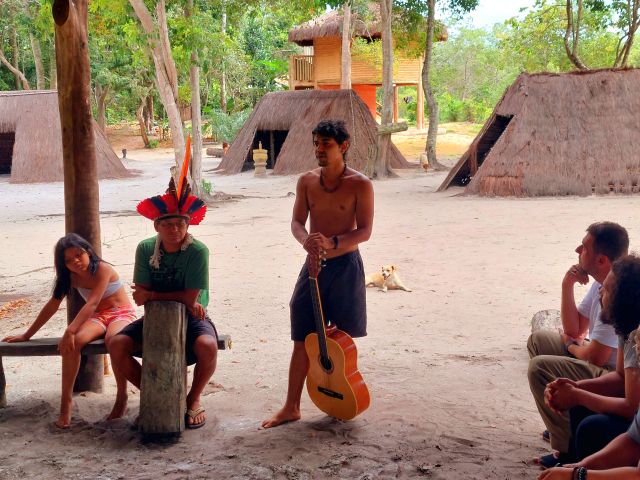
[0,333,231,408]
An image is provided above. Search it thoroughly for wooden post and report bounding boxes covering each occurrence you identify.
[139,301,187,438]
[0,356,6,408]
[269,130,275,169]
[52,0,103,393]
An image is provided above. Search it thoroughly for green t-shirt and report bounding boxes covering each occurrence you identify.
[133,236,209,308]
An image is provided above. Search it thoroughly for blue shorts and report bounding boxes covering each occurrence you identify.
[118,313,217,366]
[290,250,367,342]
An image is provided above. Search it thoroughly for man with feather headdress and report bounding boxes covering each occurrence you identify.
[109,152,217,429]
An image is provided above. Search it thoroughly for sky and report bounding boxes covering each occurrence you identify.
[463,0,534,28]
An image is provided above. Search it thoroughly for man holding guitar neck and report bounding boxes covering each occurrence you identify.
[262,120,374,429]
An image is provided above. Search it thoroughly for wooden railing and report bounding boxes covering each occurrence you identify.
[290,55,314,83]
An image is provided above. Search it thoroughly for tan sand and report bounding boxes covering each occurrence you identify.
[1,146,639,479]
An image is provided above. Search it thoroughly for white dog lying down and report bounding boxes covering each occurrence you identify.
[365,265,412,292]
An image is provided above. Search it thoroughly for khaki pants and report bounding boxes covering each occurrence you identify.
[527,330,611,453]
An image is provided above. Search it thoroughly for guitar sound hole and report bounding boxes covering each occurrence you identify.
[319,356,333,372]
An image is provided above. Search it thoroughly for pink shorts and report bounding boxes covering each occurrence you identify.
[89,305,137,332]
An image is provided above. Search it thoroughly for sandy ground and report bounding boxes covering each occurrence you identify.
[1,143,640,480]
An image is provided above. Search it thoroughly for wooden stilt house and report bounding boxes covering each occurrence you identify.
[288,3,446,130]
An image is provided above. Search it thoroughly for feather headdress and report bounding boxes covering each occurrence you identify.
[136,136,207,225]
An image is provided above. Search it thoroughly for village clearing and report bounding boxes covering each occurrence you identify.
[1,127,639,479]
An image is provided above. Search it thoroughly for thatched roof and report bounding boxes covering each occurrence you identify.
[438,68,640,196]
[217,89,410,175]
[289,3,447,46]
[0,90,128,183]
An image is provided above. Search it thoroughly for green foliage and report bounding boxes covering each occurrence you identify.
[205,109,251,143]
[147,139,159,149]
[202,179,213,195]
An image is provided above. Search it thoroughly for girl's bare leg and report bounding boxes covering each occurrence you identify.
[105,320,132,420]
[56,322,105,429]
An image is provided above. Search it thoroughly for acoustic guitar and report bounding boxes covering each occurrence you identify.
[304,254,370,420]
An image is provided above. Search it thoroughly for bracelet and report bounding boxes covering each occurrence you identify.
[572,466,587,480]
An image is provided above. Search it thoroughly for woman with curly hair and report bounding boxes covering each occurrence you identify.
[539,254,640,479]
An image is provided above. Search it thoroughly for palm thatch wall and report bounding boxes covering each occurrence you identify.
[0,90,128,183]
[438,68,640,197]
[217,89,410,175]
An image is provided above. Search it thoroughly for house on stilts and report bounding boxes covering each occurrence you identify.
[287,3,446,129]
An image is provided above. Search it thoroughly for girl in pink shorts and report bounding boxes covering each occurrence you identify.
[2,233,136,428]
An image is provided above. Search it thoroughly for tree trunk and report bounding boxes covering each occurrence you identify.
[50,44,58,90]
[30,33,46,90]
[52,0,103,394]
[11,26,21,89]
[137,98,151,147]
[145,95,154,133]
[95,83,109,133]
[614,0,640,67]
[220,0,227,113]
[371,0,395,179]
[421,0,447,170]
[0,49,31,90]
[188,0,202,196]
[340,1,352,89]
[129,0,185,168]
[564,0,589,70]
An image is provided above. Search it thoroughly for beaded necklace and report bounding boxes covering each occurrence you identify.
[319,163,347,193]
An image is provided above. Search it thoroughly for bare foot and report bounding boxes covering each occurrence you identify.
[56,399,72,429]
[261,406,301,429]
[55,413,71,429]
[106,397,128,421]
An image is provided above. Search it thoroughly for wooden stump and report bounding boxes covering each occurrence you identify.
[139,301,187,438]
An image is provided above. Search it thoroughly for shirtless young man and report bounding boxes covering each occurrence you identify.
[262,119,374,428]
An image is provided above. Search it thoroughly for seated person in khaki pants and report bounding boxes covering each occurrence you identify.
[527,222,629,467]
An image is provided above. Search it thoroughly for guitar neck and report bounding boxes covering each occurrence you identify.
[308,277,330,361]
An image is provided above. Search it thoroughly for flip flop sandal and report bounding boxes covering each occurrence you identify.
[185,407,206,429]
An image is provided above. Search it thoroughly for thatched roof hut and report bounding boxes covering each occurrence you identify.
[216,89,410,175]
[288,3,447,46]
[438,69,640,196]
[0,90,128,183]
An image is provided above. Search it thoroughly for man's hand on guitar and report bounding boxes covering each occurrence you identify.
[303,233,332,257]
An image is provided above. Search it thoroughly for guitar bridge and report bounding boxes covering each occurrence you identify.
[317,386,344,400]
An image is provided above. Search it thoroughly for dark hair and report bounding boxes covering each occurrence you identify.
[312,120,351,159]
[586,222,629,262]
[52,233,102,300]
[603,255,640,339]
